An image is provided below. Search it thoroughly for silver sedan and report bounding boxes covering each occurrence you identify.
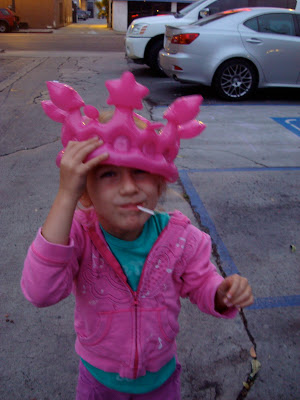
[160,8,300,100]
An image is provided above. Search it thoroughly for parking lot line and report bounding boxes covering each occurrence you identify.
[247,295,300,310]
[179,169,300,311]
[179,170,240,276]
[186,166,300,173]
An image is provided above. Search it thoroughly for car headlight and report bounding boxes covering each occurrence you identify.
[128,23,149,36]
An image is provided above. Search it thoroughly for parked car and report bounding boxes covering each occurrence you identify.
[0,7,19,33]
[77,9,89,20]
[125,0,299,73]
[159,7,300,100]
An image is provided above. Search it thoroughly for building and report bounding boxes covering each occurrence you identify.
[0,0,72,28]
[110,0,190,32]
[0,0,187,31]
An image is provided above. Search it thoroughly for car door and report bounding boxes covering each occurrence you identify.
[238,12,300,85]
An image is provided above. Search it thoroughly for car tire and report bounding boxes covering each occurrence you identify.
[146,38,166,75]
[213,59,258,101]
[0,22,9,33]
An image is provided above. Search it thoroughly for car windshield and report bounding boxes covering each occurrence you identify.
[175,0,207,18]
[0,8,10,15]
[192,8,245,26]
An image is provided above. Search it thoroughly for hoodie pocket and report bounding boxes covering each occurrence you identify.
[76,308,135,362]
[141,307,179,359]
[157,307,179,342]
[76,312,113,346]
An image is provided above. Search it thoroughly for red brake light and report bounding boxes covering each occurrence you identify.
[171,33,199,45]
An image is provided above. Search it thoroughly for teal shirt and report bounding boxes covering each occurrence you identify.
[82,213,176,394]
[101,212,170,291]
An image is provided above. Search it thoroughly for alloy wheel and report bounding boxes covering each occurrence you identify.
[220,63,253,99]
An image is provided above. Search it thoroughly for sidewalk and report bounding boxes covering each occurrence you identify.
[16,17,108,34]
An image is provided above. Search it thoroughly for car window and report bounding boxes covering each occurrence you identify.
[0,8,10,15]
[245,13,296,36]
[245,16,259,31]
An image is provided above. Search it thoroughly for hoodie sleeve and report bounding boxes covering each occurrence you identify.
[21,225,82,308]
[180,226,237,319]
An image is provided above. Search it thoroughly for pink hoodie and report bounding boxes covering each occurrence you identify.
[21,209,237,379]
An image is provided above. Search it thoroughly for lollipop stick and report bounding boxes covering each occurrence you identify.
[137,205,155,215]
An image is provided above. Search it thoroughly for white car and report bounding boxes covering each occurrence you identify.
[159,7,300,100]
[125,0,299,73]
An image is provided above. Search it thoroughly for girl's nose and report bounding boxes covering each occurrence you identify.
[119,170,139,195]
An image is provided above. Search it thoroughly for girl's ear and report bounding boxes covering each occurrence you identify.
[80,191,93,208]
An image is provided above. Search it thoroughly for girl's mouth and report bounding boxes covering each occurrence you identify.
[120,203,143,211]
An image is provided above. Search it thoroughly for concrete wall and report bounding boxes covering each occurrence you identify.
[0,0,11,7]
[0,0,72,28]
[112,0,128,32]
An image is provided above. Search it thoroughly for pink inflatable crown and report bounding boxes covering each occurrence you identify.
[42,71,205,182]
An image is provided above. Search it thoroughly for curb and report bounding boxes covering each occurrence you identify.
[17,29,53,33]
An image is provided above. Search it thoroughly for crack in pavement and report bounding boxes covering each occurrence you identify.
[209,149,268,168]
[236,311,259,400]
[0,58,48,92]
[0,138,59,158]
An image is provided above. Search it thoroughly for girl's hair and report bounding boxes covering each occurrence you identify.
[99,109,147,129]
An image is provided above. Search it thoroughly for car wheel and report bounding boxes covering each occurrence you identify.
[0,22,9,33]
[213,59,258,101]
[146,38,166,75]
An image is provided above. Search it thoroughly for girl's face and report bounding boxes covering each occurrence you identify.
[84,165,164,241]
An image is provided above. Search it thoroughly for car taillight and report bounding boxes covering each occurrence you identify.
[171,33,199,45]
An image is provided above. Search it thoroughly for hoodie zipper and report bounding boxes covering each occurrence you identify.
[133,294,139,378]
[130,239,160,379]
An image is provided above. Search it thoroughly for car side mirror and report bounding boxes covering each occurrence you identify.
[199,8,210,18]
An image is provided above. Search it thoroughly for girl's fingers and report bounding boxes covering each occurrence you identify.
[232,286,254,308]
[64,138,102,164]
[222,275,253,307]
[61,139,109,175]
[84,152,109,171]
[221,275,239,306]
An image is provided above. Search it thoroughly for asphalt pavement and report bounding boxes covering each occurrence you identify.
[0,20,299,400]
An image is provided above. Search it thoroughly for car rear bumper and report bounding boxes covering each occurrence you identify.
[159,49,213,85]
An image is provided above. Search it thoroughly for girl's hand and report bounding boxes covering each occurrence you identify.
[59,137,109,201]
[215,274,254,313]
[41,138,108,245]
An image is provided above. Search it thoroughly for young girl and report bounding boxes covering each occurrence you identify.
[21,72,253,400]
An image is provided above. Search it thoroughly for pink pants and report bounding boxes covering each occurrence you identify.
[76,361,181,400]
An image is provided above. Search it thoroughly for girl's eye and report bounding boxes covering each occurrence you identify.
[133,169,147,175]
[100,170,116,178]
